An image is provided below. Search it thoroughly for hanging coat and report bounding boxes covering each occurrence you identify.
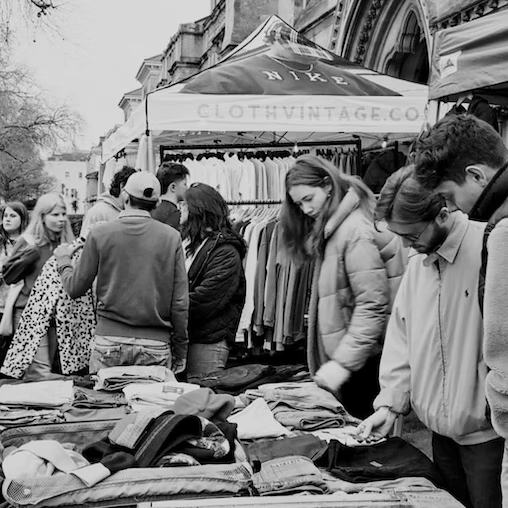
[1,243,96,379]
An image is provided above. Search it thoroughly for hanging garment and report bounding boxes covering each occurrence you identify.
[1,243,96,379]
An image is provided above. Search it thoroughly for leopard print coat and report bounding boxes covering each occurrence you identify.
[1,243,96,378]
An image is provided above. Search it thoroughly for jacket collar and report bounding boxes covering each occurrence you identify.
[324,188,359,239]
[422,211,469,267]
[118,209,152,219]
[469,161,508,222]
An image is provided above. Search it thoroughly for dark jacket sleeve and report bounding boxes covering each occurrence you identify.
[57,235,99,298]
[170,243,189,363]
[190,245,241,321]
[2,238,40,285]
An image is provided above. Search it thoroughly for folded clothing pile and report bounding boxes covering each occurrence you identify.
[253,455,329,496]
[83,388,239,468]
[122,381,200,412]
[188,364,308,395]
[314,437,445,488]
[0,380,74,408]
[93,366,175,391]
[243,381,359,431]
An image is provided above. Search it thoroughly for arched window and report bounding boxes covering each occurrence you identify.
[385,11,429,84]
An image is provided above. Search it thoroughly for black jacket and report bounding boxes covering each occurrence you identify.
[469,161,508,313]
[187,232,246,345]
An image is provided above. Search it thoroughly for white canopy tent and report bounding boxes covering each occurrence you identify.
[101,16,428,170]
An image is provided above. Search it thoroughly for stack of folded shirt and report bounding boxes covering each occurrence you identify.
[0,408,64,426]
[0,380,74,408]
[122,382,200,412]
[93,366,175,391]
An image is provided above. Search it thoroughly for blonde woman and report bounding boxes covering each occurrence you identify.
[2,194,74,379]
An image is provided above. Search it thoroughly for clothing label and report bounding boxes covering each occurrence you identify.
[162,386,184,394]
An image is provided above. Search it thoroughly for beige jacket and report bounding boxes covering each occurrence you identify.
[307,189,405,375]
[375,212,497,445]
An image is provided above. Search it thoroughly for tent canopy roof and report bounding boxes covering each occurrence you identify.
[102,15,427,163]
[429,8,508,104]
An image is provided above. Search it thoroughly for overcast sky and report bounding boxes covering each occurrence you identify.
[12,0,211,150]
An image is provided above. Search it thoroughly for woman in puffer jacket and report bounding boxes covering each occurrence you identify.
[180,183,247,376]
[280,155,405,418]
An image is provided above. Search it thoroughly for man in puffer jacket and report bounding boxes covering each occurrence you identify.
[359,167,503,508]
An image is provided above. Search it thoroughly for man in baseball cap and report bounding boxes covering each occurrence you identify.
[54,170,189,375]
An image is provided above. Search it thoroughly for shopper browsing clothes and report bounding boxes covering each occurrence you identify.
[152,161,190,231]
[0,202,29,351]
[358,167,503,508]
[280,154,405,419]
[2,194,74,379]
[413,113,508,507]
[80,165,136,237]
[180,183,246,376]
[54,172,189,375]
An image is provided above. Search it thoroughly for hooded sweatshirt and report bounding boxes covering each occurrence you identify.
[186,231,247,345]
[80,192,123,237]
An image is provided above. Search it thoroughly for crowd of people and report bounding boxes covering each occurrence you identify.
[1,113,508,508]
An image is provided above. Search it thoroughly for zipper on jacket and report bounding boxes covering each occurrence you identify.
[436,261,448,419]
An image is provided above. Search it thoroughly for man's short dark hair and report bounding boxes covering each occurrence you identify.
[414,114,508,190]
[129,195,157,212]
[110,166,137,197]
[156,163,190,194]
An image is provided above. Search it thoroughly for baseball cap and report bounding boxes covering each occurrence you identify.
[124,171,161,202]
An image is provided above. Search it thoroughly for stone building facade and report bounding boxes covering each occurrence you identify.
[89,0,507,203]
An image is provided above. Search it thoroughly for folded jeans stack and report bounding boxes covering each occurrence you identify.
[253,455,330,496]
[93,366,176,391]
[245,382,359,431]
[314,437,445,488]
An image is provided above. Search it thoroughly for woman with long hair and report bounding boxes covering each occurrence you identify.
[2,193,74,379]
[280,155,405,419]
[0,202,29,338]
[180,183,246,376]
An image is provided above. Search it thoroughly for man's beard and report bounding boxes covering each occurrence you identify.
[414,224,448,254]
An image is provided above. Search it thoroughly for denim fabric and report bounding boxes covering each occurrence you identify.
[73,387,126,408]
[89,335,171,374]
[186,340,229,376]
[253,455,329,495]
[502,442,508,508]
[3,462,254,507]
[246,434,327,463]
[316,437,444,489]
[432,432,503,508]
[271,407,347,431]
[257,382,346,413]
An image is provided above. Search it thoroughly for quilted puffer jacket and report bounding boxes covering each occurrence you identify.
[307,188,406,375]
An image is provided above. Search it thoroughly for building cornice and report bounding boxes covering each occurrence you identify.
[432,0,508,31]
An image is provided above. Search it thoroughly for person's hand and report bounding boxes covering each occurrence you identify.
[314,361,351,392]
[355,407,398,440]
[53,243,82,258]
[171,359,186,375]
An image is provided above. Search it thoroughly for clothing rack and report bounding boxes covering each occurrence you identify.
[226,199,282,206]
[159,139,362,174]
[362,141,403,171]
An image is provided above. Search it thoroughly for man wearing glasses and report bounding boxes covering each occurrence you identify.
[357,166,502,508]
[413,113,508,507]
